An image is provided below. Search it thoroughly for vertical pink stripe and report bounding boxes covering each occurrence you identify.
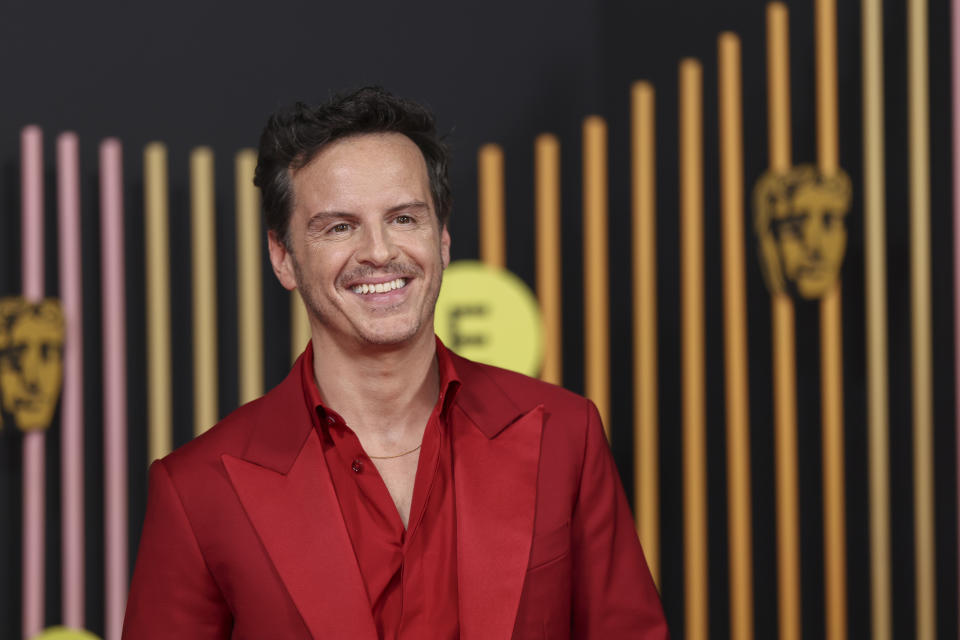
[22,127,43,301]
[57,131,85,629]
[953,0,960,630]
[100,138,127,640]
[22,434,45,638]
[20,125,45,640]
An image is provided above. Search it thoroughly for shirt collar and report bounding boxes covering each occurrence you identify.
[299,337,463,433]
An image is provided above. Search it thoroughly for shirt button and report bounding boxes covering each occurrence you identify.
[351,459,362,473]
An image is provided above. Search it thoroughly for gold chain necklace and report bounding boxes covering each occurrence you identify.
[368,443,422,460]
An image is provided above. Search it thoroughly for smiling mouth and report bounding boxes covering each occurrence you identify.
[351,277,409,295]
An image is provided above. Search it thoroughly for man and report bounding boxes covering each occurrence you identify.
[123,87,668,639]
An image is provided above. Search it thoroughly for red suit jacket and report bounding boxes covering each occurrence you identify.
[123,345,669,639]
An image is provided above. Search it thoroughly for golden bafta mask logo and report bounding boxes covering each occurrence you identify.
[753,165,852,299]
[0,297,65,432]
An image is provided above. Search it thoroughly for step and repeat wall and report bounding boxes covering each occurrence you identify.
[1,0,958,639]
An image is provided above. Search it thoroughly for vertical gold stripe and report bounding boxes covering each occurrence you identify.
[583,116,611,437]
[144,143,172,461]
[815,1,848,638]
[719,32,755,640]
[291,291,311,363]
[535,134,562,385]
[768,3,793,172]
[816,0,839,175]
[478,144,506,268]
[819,286,847,640]
[236,149,263,405]
[632,80,660,588]
[680,58,709,640]
[190,147,218,436]
[771,295,800,640]
[766,4,802,640]
[908,0,936,636]
[861,1,893,636]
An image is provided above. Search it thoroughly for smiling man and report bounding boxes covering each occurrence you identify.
[123,87,668,639]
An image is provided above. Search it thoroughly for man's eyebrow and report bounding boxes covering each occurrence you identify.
[308,202,429,223]
[307,211,359,225]
[386,201,430,214]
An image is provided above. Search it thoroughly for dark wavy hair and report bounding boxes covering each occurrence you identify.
[254,87,452,247]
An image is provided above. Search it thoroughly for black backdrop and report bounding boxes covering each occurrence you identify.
[0,1,956,638]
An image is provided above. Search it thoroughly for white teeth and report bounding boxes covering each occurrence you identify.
[352,278,407,295]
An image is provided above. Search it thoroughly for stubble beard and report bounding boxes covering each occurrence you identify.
[291,255,443,347]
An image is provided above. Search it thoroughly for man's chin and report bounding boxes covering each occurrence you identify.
[351,321,425,348]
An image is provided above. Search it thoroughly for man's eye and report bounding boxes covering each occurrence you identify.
[395,215,412,224]
[331,223,350,233]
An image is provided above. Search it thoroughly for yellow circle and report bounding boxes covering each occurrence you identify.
[31,627,101,640]
[435,261,542,376]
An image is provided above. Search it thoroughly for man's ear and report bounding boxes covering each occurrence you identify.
[267,230,298,291]
[440,225,451,269]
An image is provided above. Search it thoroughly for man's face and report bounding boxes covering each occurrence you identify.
[771,182,847,298]
[269,132,451,349]
[0,309,64,430]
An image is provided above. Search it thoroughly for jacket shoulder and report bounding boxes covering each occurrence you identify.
[160,376,291,480]
[451,353,592,419]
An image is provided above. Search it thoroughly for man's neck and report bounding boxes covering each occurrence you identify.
[310,329,440,447]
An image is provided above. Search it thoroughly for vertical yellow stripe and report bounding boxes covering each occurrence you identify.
[583,116,611,437]
[820,287,847,639]
[718,32,754,640]
[815,2,849,639]
[236,149,263,405]
[535,134,562,385]
[680,58,709,640]
[144,143,172,461]
[908,0,936,636]
[478,144,506,268]
[632,80,660,588]
[767,3,793,173]
[862,0,892,637]
[816,0,839,176]
[766,5,802,640]
[190,147,218,436]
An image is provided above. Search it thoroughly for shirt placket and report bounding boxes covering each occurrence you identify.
[396,410,444,638]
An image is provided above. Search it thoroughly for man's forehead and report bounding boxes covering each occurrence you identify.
[290,133,431,208]
[296,132,427,177]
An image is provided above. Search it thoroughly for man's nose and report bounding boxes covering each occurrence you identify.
[356,223,399,265]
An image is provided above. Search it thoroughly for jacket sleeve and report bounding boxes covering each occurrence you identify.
[570,399,670,639]
[122,460,232,639]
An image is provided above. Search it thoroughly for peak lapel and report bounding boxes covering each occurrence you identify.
[222,430,377,640]
[453,404,543,640]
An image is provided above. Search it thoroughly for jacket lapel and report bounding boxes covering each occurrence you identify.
[222,432,377,640]
[449,352,543,639]
[221,350,377,640]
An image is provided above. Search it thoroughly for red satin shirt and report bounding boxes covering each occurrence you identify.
[301,344,461,639]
